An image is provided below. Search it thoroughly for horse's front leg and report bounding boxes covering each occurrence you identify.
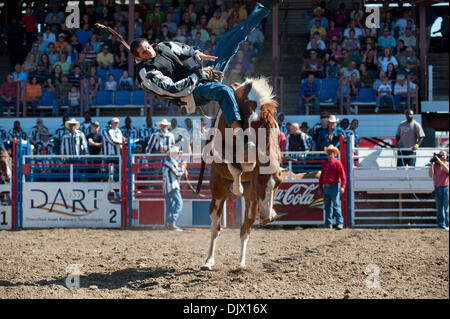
[238,184,258,269]
[202,197,226,270]
[227,163,243,196]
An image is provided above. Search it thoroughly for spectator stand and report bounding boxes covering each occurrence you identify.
[347,134,447,228]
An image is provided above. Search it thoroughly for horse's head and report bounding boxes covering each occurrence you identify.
[0,150,11,184]
[233,77,282,224]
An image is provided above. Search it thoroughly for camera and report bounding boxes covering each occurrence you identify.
[430,152,441,164]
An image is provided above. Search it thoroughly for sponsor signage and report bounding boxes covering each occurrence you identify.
[22,183,121,228]
[0,185,12,230]
[273,181,324,224]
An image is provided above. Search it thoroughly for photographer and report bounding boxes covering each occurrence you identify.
[428,151,449,230]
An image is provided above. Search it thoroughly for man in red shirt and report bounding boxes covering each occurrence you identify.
[318,144,346,229]
[428,151,449,230]
[0,75,19,117]
[22,7,38,50]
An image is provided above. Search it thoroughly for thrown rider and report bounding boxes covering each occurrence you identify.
[130,1,282,152]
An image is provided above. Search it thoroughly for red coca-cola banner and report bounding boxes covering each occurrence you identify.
[273,181,324,223]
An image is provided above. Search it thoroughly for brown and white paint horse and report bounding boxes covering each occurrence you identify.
[201,77,283,270]
[0,149,11,184]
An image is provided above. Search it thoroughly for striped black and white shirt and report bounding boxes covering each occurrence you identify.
[157,131,175,154]
[60,130,88,155]
[80,121,93,137]
[120,125,139,140]
[0,126,7,150]
[102,127,123,155]
[162,156,184,194]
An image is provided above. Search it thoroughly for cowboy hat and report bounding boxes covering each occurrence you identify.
[166,145,182,157]
[65,118,80,130]
[324,145,339,156]
[313,7,324,15]
[157,118,171,127]
[328,114,339,123]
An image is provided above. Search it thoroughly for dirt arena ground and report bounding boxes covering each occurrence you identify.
[0,227,448,299]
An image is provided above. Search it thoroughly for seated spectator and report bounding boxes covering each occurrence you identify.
[342,29,361,57]
[359,63,375,88]
[386,63,397,84]
[47,42,60,66]
[43,24,56,44]
[26,42,44,65]
[241,40,258,64]
[187,32,205,50]
[207,9,227,38]
[301,50,324,79]
[343,20,363,39]
[380,11,395,34]
[54,75,72,116]
[45,6,65,25]
[326,20,342,43]
[36,33,49,56]
[84,65,102,88]
[334,3,349,29]
[173,27,187,43]
[340,73,360,114]
[248,24,264,57]
[375,77,395,113]
[298,74,320,115]
[229,49,253,76]
[227,9,241,30]
[394,74,417,112]
[97,44,114,70]
[350,2,364,21]
[204,33,218,53]
[0,75,19,117]
[310,19,327,41]
[67,86,80,116]
[54,33,68,53]
[308,7,329,33]
[71,52,90,76]
[394,11,415,36]
[325,40,338,61]
[25,76,42,116]
[69,34,83,55]
[158,25,173,42]
[191,22,210,43]
[345,119,359,147]
[307,32,327,51]
[134,17,144,38]
[394,39,407,60]
[24,52,38,75]
[332,43,344,62]
[104,74,117,91]
[162,13,178,34]
[39,54,51,72]
[361,42,378,72]
[377,27,396,51]
[88,33,103,53]
[28,118,49,146]
[179,11,194,33]
[338,49,357,70]
[378,48,398,72]
[288,123,310,152]
[53,52,71,75]
[84,42,98,64]
[398,27,416,50]
[228,0,247,22]
[30,62,50,88]
[114,46,129,70]
[401,47,420,70]
[224,68,244,87]
[325,57,338,78]
[75,23,93,47]
[118,70,134,91]
[340,60,360,79]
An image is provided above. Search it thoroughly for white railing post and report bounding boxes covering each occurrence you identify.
[428,65,433,102]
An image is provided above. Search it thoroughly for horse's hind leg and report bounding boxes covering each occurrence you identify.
[202,197,226,271]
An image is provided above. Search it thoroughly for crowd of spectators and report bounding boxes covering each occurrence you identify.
[299,2,426,115]
[0,0,265,118]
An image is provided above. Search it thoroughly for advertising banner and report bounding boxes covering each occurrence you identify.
[272,180,324,224]
[22,183,122,228]
[0,185,12,230]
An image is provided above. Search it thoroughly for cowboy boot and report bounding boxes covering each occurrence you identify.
[259,0,283,9]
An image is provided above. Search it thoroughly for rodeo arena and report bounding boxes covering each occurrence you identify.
[0,0,448,305]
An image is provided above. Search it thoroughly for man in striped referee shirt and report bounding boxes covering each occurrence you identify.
[60,118,88,155]
[162,146,185,231]
[103,117,123,156]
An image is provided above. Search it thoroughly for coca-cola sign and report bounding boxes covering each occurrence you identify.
[273,182,324,223]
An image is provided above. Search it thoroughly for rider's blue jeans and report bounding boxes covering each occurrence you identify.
[192,3,270,126]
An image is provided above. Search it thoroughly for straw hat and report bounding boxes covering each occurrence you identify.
[157,118,171,128]
[324,145,339,156]
[328,114,339,123]
[166,145,182,157]
[65,118,80,130]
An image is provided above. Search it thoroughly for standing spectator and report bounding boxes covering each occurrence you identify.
[428,151,449,230]
[394,74,417,111]
[87,121,104,155]
[162,145,185,231]
[35,129,57,155]
[121,117,139,140]
[80,112,93,137]
[313,112,329,151]
[318,145,346,230]
[97,45,114,70]
[54,75,72,116]
[60,118,88,155]
[67,86,80,116]
[104,74,117,91]
[84,42,98,64]
[0,75,19,117]
[375,77,395,113]
[154,119,175,154]
[345,119,359,147]
[22,7,38,50]
[28,118,48,146]
[103,117,123,156]
[8,121,28,145]
[298,73,320,115]
[316,115,345,152]
[288,123,309,152]
[140,115,159,152]
[12,64,28,89]
[25,76,42,116]
[395,110,425,167]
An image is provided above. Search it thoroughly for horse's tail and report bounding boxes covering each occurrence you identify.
[196,158,206,194]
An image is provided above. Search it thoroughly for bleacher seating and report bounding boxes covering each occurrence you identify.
[95,90,113,105]
[114,90,132,105]
[132,90,145,105]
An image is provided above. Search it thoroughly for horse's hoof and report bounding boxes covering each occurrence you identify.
[201,264,213,271]
[237,263,246,269]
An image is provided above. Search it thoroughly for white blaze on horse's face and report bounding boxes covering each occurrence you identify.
[247,77,276,126]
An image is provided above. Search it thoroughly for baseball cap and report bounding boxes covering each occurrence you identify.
[58,33,66,38]
[111,117,120,123]
[91,121,100,127]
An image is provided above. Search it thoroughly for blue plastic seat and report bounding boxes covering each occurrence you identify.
[95,90,113,105]
[357,88,376,102]
[114,90,131,105]
[321,77,339,90]
[319,88,338,102]
[132,90,145,105]
[40,91,55,106]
